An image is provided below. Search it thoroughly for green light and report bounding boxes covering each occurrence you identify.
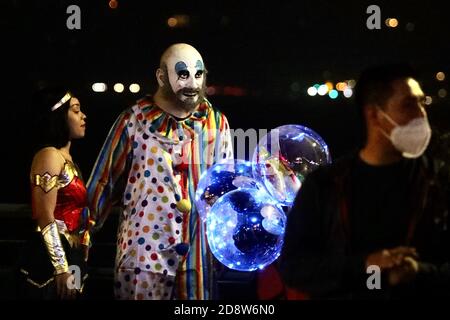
[329,89,338,99]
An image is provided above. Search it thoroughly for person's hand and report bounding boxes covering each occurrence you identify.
[365,246,418,271]
[55,272,77,300]
[387,256,419,286]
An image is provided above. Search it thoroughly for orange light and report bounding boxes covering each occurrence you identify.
[167,17,178,28]
[325,82,333,91]
[336,82,347,91]
[109,0,118,9]
[436,72,446,81]
[386,18,398,28]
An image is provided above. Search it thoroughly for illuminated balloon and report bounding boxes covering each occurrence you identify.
[195,160,259,222]
[252,124,331,206]
[206,188,286,271]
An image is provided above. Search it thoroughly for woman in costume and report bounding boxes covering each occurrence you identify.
[18,87,92,299]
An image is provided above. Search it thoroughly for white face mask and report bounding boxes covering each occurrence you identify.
[378,108,432,158]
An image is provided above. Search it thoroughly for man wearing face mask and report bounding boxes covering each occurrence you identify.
[87,43,233,300]
[280,64,450,299]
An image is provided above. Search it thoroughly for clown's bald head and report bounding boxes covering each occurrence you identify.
[156,43,207,112]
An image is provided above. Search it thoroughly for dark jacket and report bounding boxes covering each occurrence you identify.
[280,153,450,299]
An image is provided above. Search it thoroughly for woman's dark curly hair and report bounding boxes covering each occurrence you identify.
[30,86,74,152]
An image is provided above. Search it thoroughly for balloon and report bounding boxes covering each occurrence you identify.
[206,188,286,271]
[252,124,331,206]
[195,159,259,222]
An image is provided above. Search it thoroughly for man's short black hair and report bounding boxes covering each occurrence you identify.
[353,63,419,147]
[354,63,418,109]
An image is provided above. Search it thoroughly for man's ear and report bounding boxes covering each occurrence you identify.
[156,68,165,87]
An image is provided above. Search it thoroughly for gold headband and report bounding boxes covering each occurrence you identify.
[51,92,72,111]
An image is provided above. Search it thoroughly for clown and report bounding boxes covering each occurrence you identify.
[87,43,233,300]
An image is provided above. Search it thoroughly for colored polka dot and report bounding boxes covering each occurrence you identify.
[152,233,160,240]
[169,237,175,244]
[154,225,159,230]
[168,259,175,266]
[151,146,158,153]
[133,141,138,149]
[137,293,144,300]
[159,217,164,222]
[151,253,158,260]
[143,133,149,140]
[142,144,147,150]
[156,206,162,211]
[155,263,162,271]
[135,231,139,236]
[147,158,154,166]
[164,225,171,232]
[174,194,181,201]
[158,244,164,250]
[146,264,150,269]
[142,200,148,207]
[147,188,153,194]
[144,170,151,177]
[139,256,145,262]
[168,213,173,219]
[131,208,137,215]
[128,239,132,245]
[175,216,183,224]
[134,267,141,274]
[125,193,131,200]
[157,186,164,193]
[145,245,151,251]
[157,165,164,173]
[170,203,176,209]
[142,281,149,289]
[133,163,140,171]
[129,176,136,183]
[130,250,136,257]
[153,197,157,201]
[143,226,150,233]
[158,157,163,162]
[152,178,157,183]
[162,196,169,203]
[139,211,144,218]
[138,237,145,245]
[147,213,155,221]
[164,176,170,183]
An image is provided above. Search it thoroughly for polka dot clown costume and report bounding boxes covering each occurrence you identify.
[87,66,233,299]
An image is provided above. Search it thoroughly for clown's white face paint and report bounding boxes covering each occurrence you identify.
[165,49,205,106]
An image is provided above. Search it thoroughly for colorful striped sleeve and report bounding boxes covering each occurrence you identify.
[215,112,234,163]
[86,110,133,230]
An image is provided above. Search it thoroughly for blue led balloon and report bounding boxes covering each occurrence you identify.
[206,188,286,271]
[195,159,259,222]
[252,124,331,207]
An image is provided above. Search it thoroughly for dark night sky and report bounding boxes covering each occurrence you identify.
[1,0,449,203]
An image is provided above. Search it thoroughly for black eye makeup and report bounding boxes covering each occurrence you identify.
[177,70,190,80]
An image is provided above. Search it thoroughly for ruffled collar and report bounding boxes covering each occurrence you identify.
[132,95,212,145]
